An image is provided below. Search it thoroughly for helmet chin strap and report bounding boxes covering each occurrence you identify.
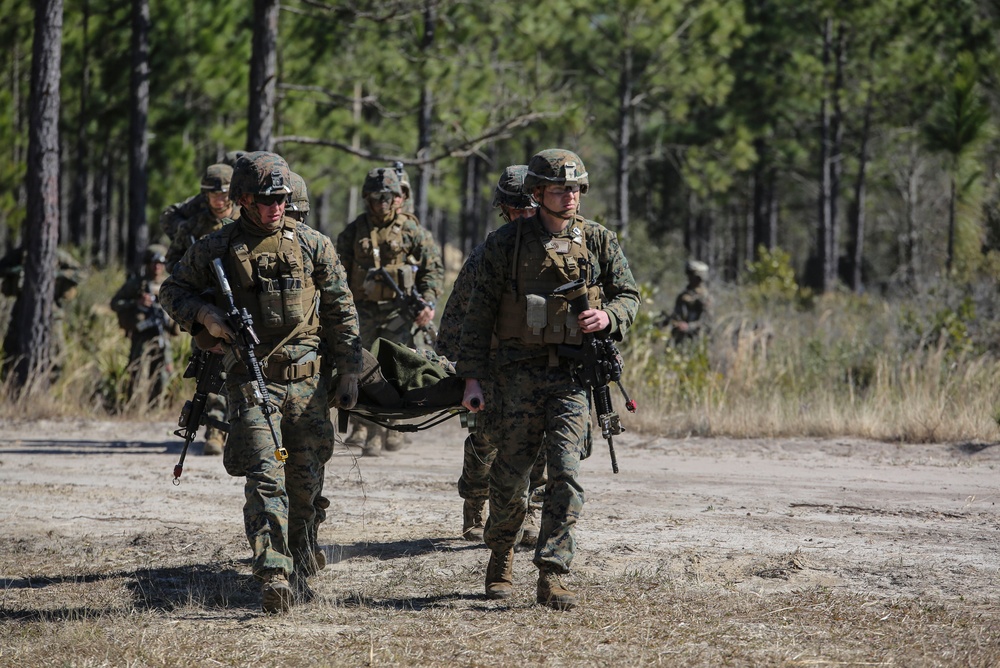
[539,201,576,220]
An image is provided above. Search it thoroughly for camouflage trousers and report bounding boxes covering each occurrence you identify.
[457,374,546,505]
[223,370,334,579]
[484,362,589,575]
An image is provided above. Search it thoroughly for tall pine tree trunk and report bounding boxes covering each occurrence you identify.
[127,0,150,272]
[415,0,436,232]
[13,0,63,390]
[615,47,633,238]
[71,0,93,260]
[247,0,279,152]
[816,18,834,293]
[848,86,873,293]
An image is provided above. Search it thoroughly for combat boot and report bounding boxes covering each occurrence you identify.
[462,499,485,541]
[384,428,407,451]
[362,425,384,457]
[519,514,539,548]
[485,548,514,600]
[344,422,369,449]
[202,427,225,456]
[261,571,295,613]
[536,569,578,610]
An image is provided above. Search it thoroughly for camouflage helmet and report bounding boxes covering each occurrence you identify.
[524,149,589,194]
[362,167,403,197]
[223,150,246,167]
[491,164,536,210]
[200,163,233,192]
[685,259,709,280]
[287,172,310,214]
[391,161,412,198]
[144,244,168,264]
[229,151,292,201]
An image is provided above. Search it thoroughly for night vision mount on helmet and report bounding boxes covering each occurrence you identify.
[229,151,293,201]
[524,149,590,194]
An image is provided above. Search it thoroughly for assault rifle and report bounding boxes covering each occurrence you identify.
[371,266,438,340]
[172,349,227,483]
[554,278,637,474]
[211,258,287,463]
[134,303,167,335]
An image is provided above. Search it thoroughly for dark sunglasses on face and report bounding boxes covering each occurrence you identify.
[255,193,287,206]
[368,192,396,204]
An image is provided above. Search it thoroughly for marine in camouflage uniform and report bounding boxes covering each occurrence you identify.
[391,161,416,216]
[166,163,241,455]
[438,165,546,545]
[458,149,640,610]
[159,152,362,614]
[110,245,181,407]
[662,259,711,346]
[159,151,246,242]
[165,163,241,271]
[286,171,310,225]
[336,166,443,455]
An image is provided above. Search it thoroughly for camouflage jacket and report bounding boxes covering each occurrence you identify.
[669,284,711,339]
[165,204,241,271]
[455,214,640,378]
[159,217,363,376]
[436,241,488,360]
[160,193,205,241]
[110,275,180,340]
[335,211,444,307]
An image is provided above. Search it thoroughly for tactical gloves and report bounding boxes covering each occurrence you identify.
[196,304,236,343]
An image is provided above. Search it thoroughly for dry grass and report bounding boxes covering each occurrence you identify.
[2,530,998,667]
[627,288,1000,444]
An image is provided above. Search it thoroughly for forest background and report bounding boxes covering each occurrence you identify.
[3,0,1000,443]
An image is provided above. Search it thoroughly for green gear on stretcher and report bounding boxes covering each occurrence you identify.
[330,337,473,434]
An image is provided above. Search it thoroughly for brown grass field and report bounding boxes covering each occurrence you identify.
[1,416,998,667]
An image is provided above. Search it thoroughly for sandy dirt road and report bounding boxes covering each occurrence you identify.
[1,417,998,665]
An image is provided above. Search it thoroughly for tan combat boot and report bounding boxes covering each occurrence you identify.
[344,422,369,450]
[519,507,539,547]
[384,428,407,451]
[485,548,514,600]
[537,569,578,610]
[462,499,485,541]
[261,571,295,613]
[202,427,225,456]
[361,425,384,457]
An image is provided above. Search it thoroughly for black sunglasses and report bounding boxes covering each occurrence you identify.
[255,193,287,206]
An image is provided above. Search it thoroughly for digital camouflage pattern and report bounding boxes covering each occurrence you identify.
[523,149,590,194]
[200,163,232,192]
[229,151,293,200]
[159,215,362,580]
[160,193,204,242]
[491,164,536,210]
[288,172,309,214]
[165,206,240,270]
[363,167,403,196]
[456,211,639,574]
[110,269,180,404]
[336,210,443,350]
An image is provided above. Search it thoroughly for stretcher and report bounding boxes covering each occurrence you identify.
[331,337,477,435]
